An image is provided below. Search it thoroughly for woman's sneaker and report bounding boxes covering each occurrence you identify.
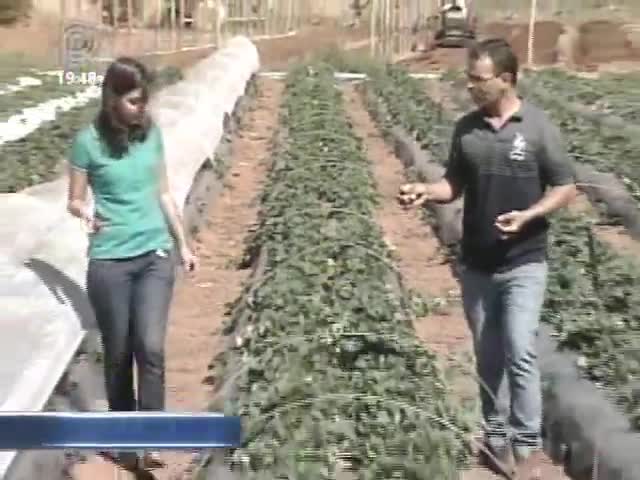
[98,450,140,471]
[141,451,166,470]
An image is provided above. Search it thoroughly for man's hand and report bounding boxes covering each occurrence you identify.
[398,183,431,208]
[495,210,535,238]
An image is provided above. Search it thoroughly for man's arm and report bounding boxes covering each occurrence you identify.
[529,119,577,217]
[495,119,577,233]
[399,122,466,206]
[525,184,576,220]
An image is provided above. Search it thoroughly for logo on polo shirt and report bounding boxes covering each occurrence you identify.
[509,132,527,161]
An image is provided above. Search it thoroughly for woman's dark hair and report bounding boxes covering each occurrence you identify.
[95,56,153,158]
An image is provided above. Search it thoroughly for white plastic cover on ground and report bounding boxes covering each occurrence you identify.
[0,35,259,478]
[149,35,260,210]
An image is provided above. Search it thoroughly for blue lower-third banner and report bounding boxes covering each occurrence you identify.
[0,412,241,450]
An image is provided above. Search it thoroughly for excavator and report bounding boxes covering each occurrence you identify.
[412,0,477,51]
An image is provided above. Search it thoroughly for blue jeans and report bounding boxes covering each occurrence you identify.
[460,261,548,453]
[87,248,176,412]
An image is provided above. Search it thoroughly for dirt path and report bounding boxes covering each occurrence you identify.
[70,77,283,480]
[341,84,495,480]
[341,84,570,480]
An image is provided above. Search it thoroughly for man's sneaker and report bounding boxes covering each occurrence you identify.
[478,436,515,478]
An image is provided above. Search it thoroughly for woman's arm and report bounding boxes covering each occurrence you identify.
[155,124,197,271]
[67,164,105,232]
[158,159,188,250]
[158,158,198,272]
[67,131,106,232]
[67,165,90,220]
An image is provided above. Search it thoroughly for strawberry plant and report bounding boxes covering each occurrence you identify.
[544,210,640,427]
[210,63,473,480]
[520,79,640,202]
[525,69,640,124]
[364,63,455,167]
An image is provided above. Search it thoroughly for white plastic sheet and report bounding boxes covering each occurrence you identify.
[0,36,260,478]
[150,36,260,210]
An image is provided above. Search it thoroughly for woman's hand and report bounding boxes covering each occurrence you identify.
[179,245,199,273]
[84,213,108,234]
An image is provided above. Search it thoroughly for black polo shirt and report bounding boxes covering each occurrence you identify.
[444,99,575,273]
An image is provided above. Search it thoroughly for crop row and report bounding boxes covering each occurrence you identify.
[1,65,183,194]
[209,63,472,480]
[337,61,640,429]
[525,69,640,123]
[520,76,640,200]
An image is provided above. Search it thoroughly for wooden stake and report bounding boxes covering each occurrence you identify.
[215,0,223,46]
[527,0,537,67]
[286,0,292,32]
[384,0,390,59]
[111,0,117,27]
[370,0,377,56]
[127,0,133,30]
[59,0,66,67]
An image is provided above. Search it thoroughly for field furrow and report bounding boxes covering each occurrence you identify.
[365,61,640,429]
[342,83,516,480]
[198,63,473,480]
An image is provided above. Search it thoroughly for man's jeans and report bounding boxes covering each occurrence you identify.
[87,249,176,412]
[460,261,548,453]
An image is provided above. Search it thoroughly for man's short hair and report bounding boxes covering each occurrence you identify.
[467,38,519,84]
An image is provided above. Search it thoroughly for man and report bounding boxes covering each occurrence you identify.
[398,38,576,479]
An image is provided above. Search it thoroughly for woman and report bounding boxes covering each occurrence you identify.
[67,57,197,470]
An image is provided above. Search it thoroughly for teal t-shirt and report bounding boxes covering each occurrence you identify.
[69,123,173,260]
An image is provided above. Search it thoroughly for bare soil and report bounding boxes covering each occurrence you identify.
[342,83,572,479]
[483,19,640,67]
[0,20,369,70]
[403,19,640,73]
[570,193,640,258]
[69,77,283,480]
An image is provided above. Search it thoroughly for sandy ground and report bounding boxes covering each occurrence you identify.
[69,78,282,480]
[401,19,640,73]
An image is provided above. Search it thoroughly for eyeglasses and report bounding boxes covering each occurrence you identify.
[465,71,497,83]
